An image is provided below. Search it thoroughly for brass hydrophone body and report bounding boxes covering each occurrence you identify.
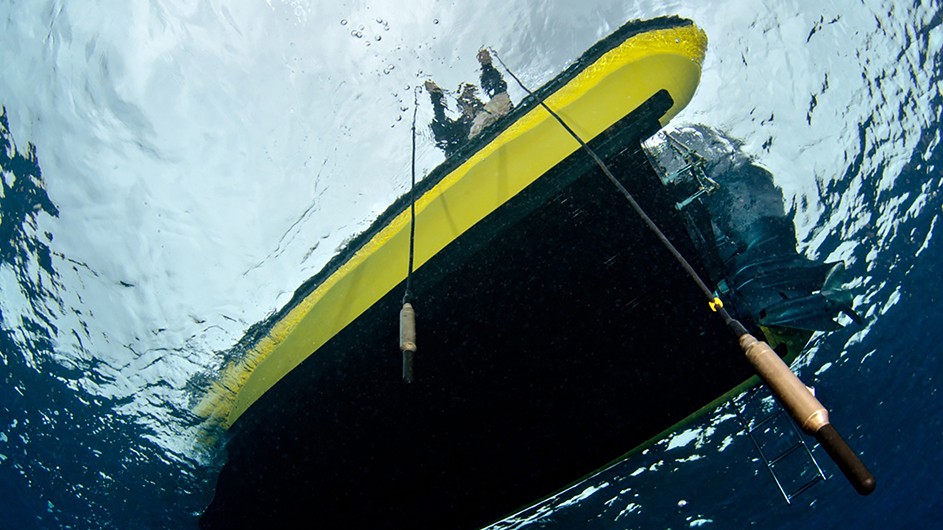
[400,302,417,384]
[739,333,876,495]
[740,334,829,434]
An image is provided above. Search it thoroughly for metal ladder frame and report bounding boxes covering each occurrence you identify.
[733,388,827,504]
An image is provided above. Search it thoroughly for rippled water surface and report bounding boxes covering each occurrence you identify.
[1,1,940,528]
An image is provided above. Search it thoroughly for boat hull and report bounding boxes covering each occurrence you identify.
[200,17,725,530]
[200,95,759,530]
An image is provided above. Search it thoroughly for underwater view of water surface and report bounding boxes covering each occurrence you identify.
[1,0,941,528]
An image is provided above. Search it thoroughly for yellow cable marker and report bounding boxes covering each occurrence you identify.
[709,297,723,312]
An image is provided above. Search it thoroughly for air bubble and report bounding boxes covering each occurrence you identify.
[375,35,382,42]
[433,19,439,24]
[340,19,347,25]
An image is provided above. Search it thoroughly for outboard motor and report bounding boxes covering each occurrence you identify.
[644,125,861,338]
[719,216,859,331]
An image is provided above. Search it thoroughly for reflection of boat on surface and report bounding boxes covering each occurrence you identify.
[198,17,854,530]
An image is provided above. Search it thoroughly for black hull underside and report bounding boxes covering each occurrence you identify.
[201,95,758,530]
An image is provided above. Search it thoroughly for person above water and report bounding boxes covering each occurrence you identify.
[424,81,481,156]
[425,48,514,157]
[468,48,513,138]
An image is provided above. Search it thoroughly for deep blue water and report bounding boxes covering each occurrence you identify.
[2,1,942,529]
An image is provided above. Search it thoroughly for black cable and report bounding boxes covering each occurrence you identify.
[491,50,748,339]
[404,87,419,305]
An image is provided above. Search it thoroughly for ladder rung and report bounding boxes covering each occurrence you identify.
[768,442,805,466]
[786,475,825,502]
[748,408,784,432]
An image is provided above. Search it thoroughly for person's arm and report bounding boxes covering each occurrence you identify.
[429,91,449,122]
[476,50,508,98]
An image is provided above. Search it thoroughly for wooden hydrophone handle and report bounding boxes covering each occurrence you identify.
[739,334,876,495]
